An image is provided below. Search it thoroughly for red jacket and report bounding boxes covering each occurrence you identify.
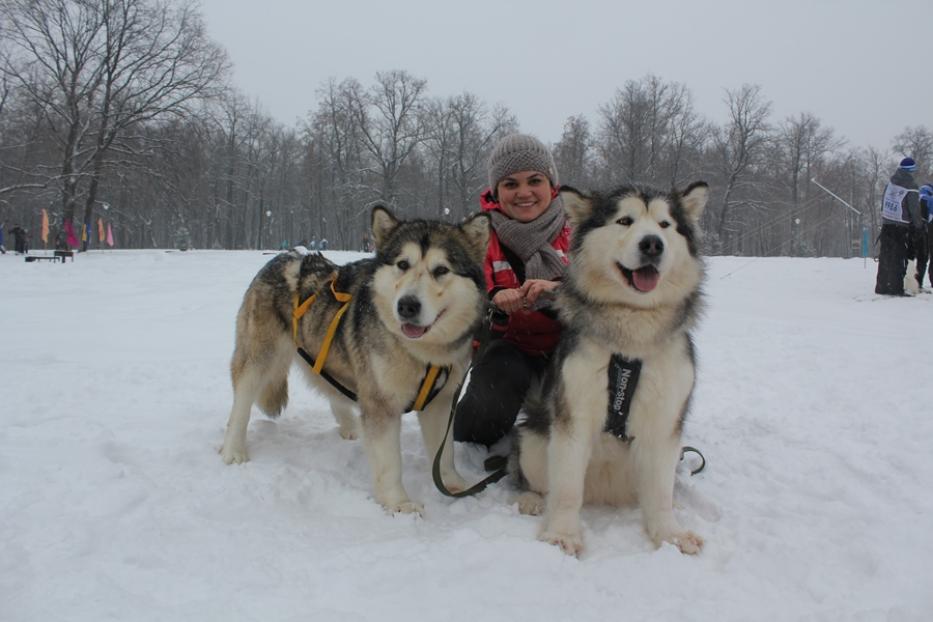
[480,189,571,355]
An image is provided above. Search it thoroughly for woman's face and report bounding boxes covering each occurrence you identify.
[496,171,553,222]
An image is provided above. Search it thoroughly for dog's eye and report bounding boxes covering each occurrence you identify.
[617,216,634,227]
[396,260,410,271]
[659,220,671,229]
[432,266,450,278]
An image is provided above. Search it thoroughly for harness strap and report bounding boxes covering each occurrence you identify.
[313,280,352,375]
[409,365,446,412]
[292,292,317,341]
[296,346,358,402]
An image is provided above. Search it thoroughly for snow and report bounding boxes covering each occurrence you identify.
[2,249,931,621]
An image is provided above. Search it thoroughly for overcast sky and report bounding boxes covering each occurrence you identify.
[199,0,931,153]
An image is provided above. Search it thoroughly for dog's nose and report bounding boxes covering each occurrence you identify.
[639,235,664,258]
[397,295,421,320]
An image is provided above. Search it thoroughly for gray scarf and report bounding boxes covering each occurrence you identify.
[489,196,566,281]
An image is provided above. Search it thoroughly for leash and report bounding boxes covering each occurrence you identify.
[432,377,510,497]
[432,303,509,497]
[680,446,706,476]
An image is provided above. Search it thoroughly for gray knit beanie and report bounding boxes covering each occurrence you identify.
[487,134,558,196]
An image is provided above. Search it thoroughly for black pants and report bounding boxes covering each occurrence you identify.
[454,339,548,447]
[875,224,910,295]
[915,225,931,288]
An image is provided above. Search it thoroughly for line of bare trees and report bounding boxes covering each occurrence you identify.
[2,0,931,256]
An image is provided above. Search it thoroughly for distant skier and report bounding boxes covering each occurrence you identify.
[917,184,933,288]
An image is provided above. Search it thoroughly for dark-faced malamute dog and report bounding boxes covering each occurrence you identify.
[516,182,709,556]
[221,206,490,514]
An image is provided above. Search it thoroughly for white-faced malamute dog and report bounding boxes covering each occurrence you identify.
[516,182,709,556]
[221,206,490,514]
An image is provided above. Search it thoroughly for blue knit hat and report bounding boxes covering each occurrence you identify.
[899,157,918,172]
[920,184,933,197]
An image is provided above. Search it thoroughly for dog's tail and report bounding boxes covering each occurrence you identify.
[257,376,288,417]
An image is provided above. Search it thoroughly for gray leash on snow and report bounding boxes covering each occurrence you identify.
[680,446,706,476]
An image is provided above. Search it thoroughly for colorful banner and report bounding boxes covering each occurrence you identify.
[65,219,79,248]
[98,218,105,244]
[106,223,114,247]
[40,209,49,244]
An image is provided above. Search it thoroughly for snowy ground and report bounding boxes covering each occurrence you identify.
[2,249,932,621]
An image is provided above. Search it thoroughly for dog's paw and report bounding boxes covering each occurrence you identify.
[337,424,359,440]
[384,500,424,516]
[219,444,249,464]
[517,491,545,516]
[651,529,704,555]
[539,528,584,557]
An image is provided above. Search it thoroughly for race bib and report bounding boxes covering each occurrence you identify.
[882,183,910,223]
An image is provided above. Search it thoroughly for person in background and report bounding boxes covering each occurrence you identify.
[454,133,571,447]
[10,225,28,254]
[320,238,328,251]
[918,184,933,288]
[0,222,6,254]
[875,157,923,295]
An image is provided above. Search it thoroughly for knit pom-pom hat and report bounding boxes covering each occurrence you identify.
[899,157,918,172]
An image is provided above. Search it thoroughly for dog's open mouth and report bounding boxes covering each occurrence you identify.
[618,263,660,293]
[401,323,430,339]
[400,309,444,339]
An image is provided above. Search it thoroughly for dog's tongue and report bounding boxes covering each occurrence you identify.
[632,267,660,292]
[401,323,428,339]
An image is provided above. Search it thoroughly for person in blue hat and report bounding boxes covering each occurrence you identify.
[875,157,923,295]
[916,183,933,287]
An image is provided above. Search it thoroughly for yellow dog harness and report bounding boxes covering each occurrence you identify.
[292,279,449,412]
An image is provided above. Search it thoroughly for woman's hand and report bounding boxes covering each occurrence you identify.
[521,279,559,306]
[492,288,525,314]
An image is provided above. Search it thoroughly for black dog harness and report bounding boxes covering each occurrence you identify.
[292,279,450,413]
[605,354,641,441]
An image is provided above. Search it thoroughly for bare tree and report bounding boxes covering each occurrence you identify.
[352,70,427,208]
[0,0,228,249]
[597,75,686,185]
[554,115,592,189]
[892,125,933,178]
[776,112,841,253]
[712,84,772,253]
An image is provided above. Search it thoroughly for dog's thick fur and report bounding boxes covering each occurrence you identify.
[221,206,490,514]
[516,182,709,556]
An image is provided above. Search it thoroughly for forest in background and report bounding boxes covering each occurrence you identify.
[2,0,931,255]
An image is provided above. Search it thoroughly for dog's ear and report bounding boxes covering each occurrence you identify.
[680,182,709,224]
[559,186,593,227]
[459,212,490,259]
[371,204,398,250]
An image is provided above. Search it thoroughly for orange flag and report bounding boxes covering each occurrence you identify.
[98,218,105,243]
[40,209,49,244]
